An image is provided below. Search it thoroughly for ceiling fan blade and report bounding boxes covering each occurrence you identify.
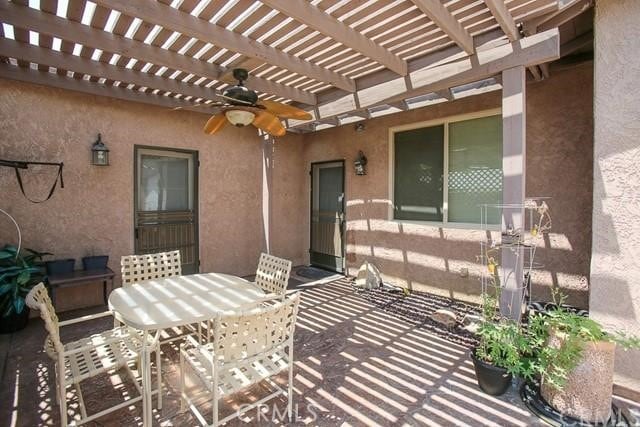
[252,110,286,137]
[257,99,312,120]
[203,114,228,135]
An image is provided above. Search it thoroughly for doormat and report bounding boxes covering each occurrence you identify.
[295,266,336,280]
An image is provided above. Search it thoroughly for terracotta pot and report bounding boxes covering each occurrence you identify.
[540,330,616,423]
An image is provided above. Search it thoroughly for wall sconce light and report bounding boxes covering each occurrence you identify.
[354,150,367,176]
[355,123,365,132]
[91,133,109,166]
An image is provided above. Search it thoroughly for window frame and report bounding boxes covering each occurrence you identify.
[388,108,502,230]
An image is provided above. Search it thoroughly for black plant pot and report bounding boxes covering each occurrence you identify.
[82,255,109,271]
[45,258,75,275]
[0,307,31,334]
[471,349,513,396]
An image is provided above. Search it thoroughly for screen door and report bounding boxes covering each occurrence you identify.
[134,147,198,274]
[310,161,345,273]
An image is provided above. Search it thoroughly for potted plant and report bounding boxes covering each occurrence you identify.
[0,244,49,334]
[471,294,536,395]
[527,292,640,423]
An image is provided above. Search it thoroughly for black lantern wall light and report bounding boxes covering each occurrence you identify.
[91,133,109,166]
[354,150,367,176]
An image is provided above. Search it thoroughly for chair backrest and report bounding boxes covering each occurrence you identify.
[211,292,300,363]
[25,283,64,360]
[120,250,181,286]
[254,253,292,295]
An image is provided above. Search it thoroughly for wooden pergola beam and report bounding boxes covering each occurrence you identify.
[409,0,475,55]
[483,0,546,81]
[0,38,220,102]
[290,28,560,128]
[527,0,592,33]
[260,0,407,76]
[484,0,520,42]
[0,63,212,114]
[0,0,316,105]
[92,0,356,92]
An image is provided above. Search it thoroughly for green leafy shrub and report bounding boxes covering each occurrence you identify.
[0,245,49,317]
[527,290,640,390]
[475,293,538,381]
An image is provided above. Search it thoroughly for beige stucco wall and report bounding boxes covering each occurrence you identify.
[591,0,640,393]
[300,63,594,307]
[0,63,595,314]
[0,79,270,311]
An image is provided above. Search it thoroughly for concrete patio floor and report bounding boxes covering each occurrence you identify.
[1,274,639,426]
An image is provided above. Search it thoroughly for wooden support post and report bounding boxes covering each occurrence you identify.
[500,66,526,321]
[262,136,274,254]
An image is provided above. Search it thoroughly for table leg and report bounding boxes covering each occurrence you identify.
[141,329,152,427]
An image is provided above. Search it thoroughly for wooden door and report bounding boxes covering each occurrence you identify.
[134,147,198,274]
[310,161,345,273]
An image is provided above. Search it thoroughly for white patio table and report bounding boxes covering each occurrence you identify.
[108,272,268,427]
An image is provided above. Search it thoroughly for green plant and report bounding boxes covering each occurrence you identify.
[0,244,49,317]
[527,289,640,390]
[475,293,537,381]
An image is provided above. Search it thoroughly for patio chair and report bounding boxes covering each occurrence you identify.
[254,252,292,296]
[179,292,300,426]
[120,249,197,351]
[26,283,161,426]
[120,249,182,286]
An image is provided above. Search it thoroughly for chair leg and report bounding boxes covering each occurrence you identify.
[179,350,186,412]
[288,342,294,421]
[76,381,88,421]
[59,379,68,427]
[156,346,162,410]
[54,365,60,405]
[212,373,219,427]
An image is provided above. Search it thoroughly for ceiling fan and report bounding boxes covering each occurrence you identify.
[203,68,312,137]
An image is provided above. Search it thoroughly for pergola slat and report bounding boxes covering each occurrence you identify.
[0,0,316,105]
[260,0,407,76]
[408,0,475,54]
[0,63,212,114]
[0,38,221,102]
[292,28,560,128]
[91,0,356,92]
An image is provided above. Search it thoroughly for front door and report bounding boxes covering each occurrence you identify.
[310,161,345,273]
[134,147,198,274]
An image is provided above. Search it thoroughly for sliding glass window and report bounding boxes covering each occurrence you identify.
[392,113,502,226]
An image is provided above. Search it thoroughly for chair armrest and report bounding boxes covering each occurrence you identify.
[59,310,113,327]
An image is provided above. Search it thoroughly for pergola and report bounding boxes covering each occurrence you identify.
[0,0,592,133]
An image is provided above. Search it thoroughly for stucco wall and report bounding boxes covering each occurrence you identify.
[0,64,595,313]
[0,79,267,310]
[300,64,593,307]
[591,0,640,393]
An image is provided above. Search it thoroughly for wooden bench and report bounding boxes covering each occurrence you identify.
[47,267,115,308]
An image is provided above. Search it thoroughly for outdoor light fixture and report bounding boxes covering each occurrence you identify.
[225,109,255,127]
[355,123,365,132]
[354,150,368,176]
[91,133,109,166]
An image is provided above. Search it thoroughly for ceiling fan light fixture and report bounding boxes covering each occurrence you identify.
[225,109,255,127]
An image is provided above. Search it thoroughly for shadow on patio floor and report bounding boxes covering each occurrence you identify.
[1,275,638,426]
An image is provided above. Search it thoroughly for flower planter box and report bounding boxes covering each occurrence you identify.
[82,255,109,271]
[45,258,75,275]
